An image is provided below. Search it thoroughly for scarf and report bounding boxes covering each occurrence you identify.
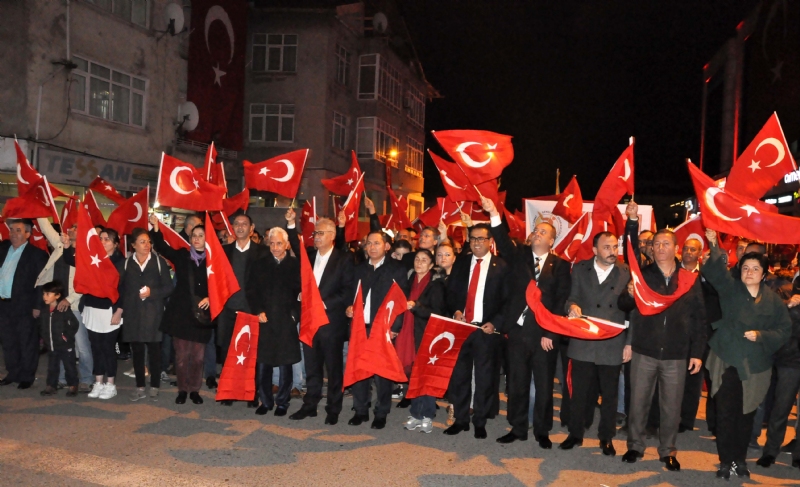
[395,271,432,376]
[189,246,206,267]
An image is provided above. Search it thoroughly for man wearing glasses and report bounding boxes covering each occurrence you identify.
[286,210,351,425]
[445,223,508,439]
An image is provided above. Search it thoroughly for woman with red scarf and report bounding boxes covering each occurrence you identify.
[396,248,446,433]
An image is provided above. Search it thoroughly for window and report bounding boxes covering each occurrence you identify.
[332,112,347,150]
[86,0,149,28]
[405,137,423,177]
[250,104,295,142]
[358,54,404,112]
[358,54,378,100]
[70,56,146,127]
[253,34,297,72]
[335,44,351,86]
[406,85,425,128]
[356,117,398,163]
[379,60,403,111]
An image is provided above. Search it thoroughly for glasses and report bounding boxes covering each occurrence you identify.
[469,237,490,244]
[312,231,333,236]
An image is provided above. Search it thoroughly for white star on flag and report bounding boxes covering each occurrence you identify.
[104,184,113,191]
[236,353,246,365]
[748,160,761,172]
[207,265,214,277]
[741,204,759,217]
[90,254,102,267]
[428,355,439,365]
[212,63,226,86]
[259,167,269,176]
[348,213,354,220]
[193,178,200,190]
[346,178,354,186]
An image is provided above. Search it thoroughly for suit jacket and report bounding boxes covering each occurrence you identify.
[491,220,571,338]
[565,258,631,365]
[350,256,409,333]
[446,252,508,326]
[0,240,49,315]
[222,240,269,312]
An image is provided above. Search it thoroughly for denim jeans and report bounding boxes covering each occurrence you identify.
[59,310,92,385]
[411,395,437,420]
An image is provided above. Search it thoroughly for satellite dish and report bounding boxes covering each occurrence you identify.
[164,3,185,35]
[373,12,388,34]
[177,101,199,132]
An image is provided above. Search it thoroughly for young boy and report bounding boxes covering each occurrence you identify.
[39,280,80,397]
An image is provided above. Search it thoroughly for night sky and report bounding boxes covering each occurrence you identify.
[401,0,761,212]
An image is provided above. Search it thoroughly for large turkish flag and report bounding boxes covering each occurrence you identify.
[626,239,698,316]
[216,312,260,401]
[243,149,308,198]
[73,203,119,302]
[432,130,514,183]
[156,153,226,211]
[526,282,627,339]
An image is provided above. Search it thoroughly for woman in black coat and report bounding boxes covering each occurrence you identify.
[246,227,301,416]
[150,215,212,405]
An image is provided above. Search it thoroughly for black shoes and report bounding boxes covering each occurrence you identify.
[474,426,487,439]
[0,377,13,386]
[206,376,217,389]
[716,463,731,480]
[559,435,583,450]
[756,455,775,468]
[371,417,386,429]
[537,435,552,449]
[396,398,411,408]
[189,392,203,404]
[219,400,233,406]
[17,381,32,389]
[731,461,750,478]
[621,450,642,463]
[792,459,800,469]
[289,408,318,420]
[496,432,526,444]
[600,439,616,456]
[66,386,78,397]
[348,413,369,426]
[255,405,271,415]
[678,423,691,433]
[40,386,57,396]
[247,400,259,408]
[443,422,470,435]
[274,406,288,417]
[176,391,188,404]
[325,413,339,425]
[661,456,680,471]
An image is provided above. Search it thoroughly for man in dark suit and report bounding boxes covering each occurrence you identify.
[218,213,269,406]
[286,210,351,425]
[345,230,409,429]
[0,219,49,388]
[445,222,508,439]
[481,198,571,448]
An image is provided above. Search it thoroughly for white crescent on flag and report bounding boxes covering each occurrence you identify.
[455,142,492,168]
[169,167,195,195]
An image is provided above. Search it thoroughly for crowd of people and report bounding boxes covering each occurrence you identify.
[1,195,800,481]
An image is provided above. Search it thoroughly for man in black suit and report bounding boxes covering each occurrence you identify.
[345,230,409,429]
[0,219,49,388]
[218,213,268,407]
[481,198,572,448]
[445,222,508,439]
[286,210,351,424]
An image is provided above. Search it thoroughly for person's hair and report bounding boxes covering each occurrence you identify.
[231,212,252,226]
[653,229,677,245]
[268,227,288,243]
[252,230,261,239]
[421,226,439,237]
[101,228,120,246]
[130,227,150,243]
[536,222,557,239]
[593,231,615,247]
[42,280,64,297]
[190,224,206,237]
[436,242,455,254]
[745,242,767,255]
[470,223,492,238]
[8,219,33,233]
[185,214,203,226]
[367,230,391,244]
[639,230,654,237]
[740,252,769,278]
[414,248,434,264]
[391,240,412,253]
[315,217,336,231]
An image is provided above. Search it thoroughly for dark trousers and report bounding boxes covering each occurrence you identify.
[569,359,620,441]
[131,341,161,388]
[301,327,345,415]
[88,329,119,378]
[173,338,205,393]
[705,367,716,433]
[352,374,394,419]
[506,333,558,438]
[450,330,498,427]
[257,363,292,409]
[410,395,437,420]
[204,329,217,379]
[47,348,77,388]
[556,338,573,426]
[763,366,800,458]
[0,307,39,383]
[161,333,174,375]
[715,366,758,464]
[647,347,710,430]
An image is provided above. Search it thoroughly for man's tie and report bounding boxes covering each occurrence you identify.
[464,258,483,323]
[533,256,541,282]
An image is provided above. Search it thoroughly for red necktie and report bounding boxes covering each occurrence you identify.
[464,258,483,323]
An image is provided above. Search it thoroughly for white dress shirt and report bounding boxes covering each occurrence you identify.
[468,255,490,323]
[363,256,385,324]
[314,247,333,285]
[235,240,251,252]
[593,260,614,284]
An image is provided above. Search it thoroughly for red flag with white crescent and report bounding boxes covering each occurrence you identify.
[299,198,316,247]
[156,153,226,211]
[243,149,309,198]
[322,151,362,196]
[673,216,709,252]
[3,176,60,223]
[432,130,514,183]
[593,142,634,219]
[204,212,240,320]
[626,238,698,315]
[552,176,584,224]
[83,190,107,228]
[341,172,365,242]
[216,312,260,401]
[343,283,371,387]
[156,219,191,251]
[29,221,49,254]
[106,187,148,237]
[526,281,626,339]
[406,314,478,399]
[88,176,126,205]
[387,187,414,230]
[73,202,119,302]
[14,140,67,199]
[298,236,329,347]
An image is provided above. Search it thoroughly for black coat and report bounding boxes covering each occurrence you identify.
[407,270,447,350]
[246,254,301,365]
[0,240,48,315]
[349,256,409,333]
[39,307,79,351]
[446,253,508,326]
[152,231,212,344]
[222,240,269,313]
[117,252,174,343]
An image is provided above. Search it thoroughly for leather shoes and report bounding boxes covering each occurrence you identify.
[176,391,188,404]
[660,455,680,471]
[325,413,338,425]
[289,408,318,420]
[600,439,616,456]
[792,459,800,469]
[219,400,233,406]
[474,426,487,439]
[206,376,217,389]
[274,406,288,417]
[17,381,32,389]
[255,405,271,415]
[756,455,775,468]
[371,417,386,429]
[189,392,203,404]
[678,423,690,433]
[621,450,642,463]
[348,413,369,426]
[0,377,13,386]
[537,435,552,449]
[496,432,526,444]
[559,435,583,450]
[443,422,470,435]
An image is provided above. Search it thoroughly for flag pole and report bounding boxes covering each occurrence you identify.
[555,168,561,195]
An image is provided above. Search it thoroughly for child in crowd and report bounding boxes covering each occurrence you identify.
[39,280,80,397]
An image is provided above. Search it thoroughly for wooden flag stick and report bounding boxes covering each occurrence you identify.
[290,197,296,208]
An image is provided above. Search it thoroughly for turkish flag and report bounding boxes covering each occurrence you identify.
[418,197,463,228]
[719,234,740,268]
[379,214,398,232]
[503,207,527,241]
[204,212,240,320]
[222,188,249,217]
[216,312,260,401]
[3,177,60,223]
[322,151,362,196]
[0,216,10,242]
[626,238,698,315]
[593,142,634,218]
[106,187,148,237]
[156,220,191,251]
[298,240,329,347]
[429,150,480,201]
[60,195,79,230]
[201,142,227,191]
[552,176,584,224]
[299,198,316,247]
[553,212,590,263]
[725,113,797,199]
[387,187,414,230]
[14,140,66,199]
[689,161,800,244]
[83,190,107,228]
[185,0,247,151]
[341,172,365,241]
[156,153,226,211]
[243,149,309,198]
[29,221,49,254]
[73,203,119,302]
[432,130,514,183]
[88,176,126,205]
[406,314,478,399]
[526,282,626,339]
[673,216,709,252]
[343,283,372,387]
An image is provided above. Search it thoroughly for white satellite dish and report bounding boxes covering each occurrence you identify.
[164,3,185,35]
[373,12,388,34]
[177,101,199,132]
